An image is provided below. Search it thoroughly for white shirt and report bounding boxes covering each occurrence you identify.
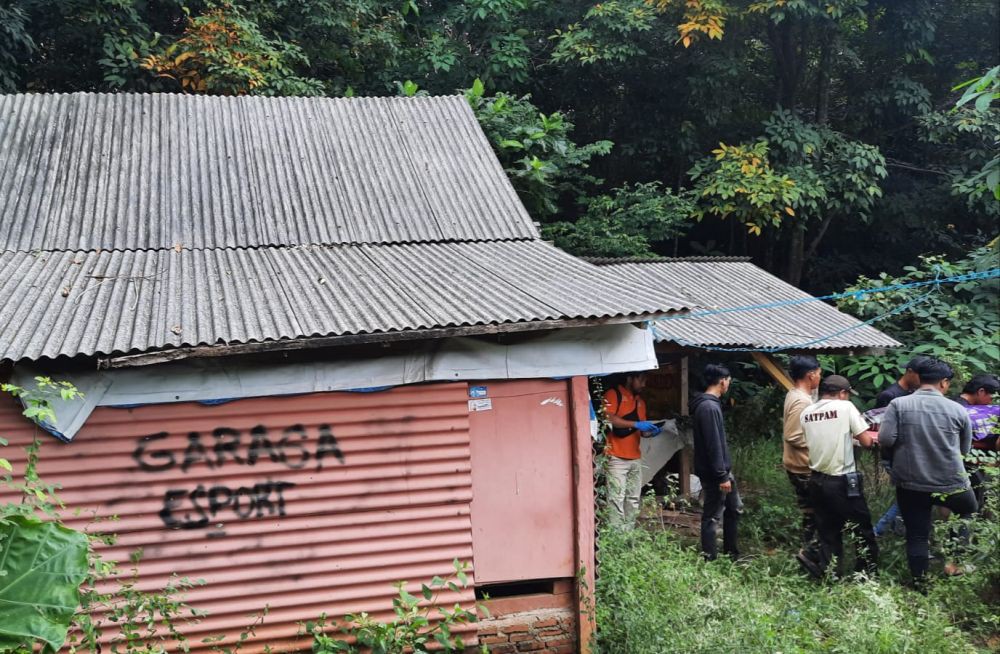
[800,399,870,476]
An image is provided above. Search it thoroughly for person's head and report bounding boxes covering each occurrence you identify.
[961,373,1000,405]
[818,374,858,401]
[789,355,822,390]
[623,371,648,394]
[901,355,930,390]
[702,364,732,395]
[914,357,954,393]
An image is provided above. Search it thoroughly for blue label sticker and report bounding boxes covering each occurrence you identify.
[469,385,488,398]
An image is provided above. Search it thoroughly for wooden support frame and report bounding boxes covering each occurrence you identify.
[751,352,793,391]
[568,376,596,653]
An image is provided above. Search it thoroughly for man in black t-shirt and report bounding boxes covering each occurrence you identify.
[875,356,930,409]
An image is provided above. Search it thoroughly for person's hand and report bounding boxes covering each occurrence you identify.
[640,424,662,438]
[719,479,732,493]
[634,420,658,433]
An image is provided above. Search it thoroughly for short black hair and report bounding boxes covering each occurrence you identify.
[915,357,954,384]
[702,364,731,388]
[789,355,821,381]
[904,355,932,372]
[962,373,1000,395]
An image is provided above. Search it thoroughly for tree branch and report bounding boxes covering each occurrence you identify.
[885,158,949,176]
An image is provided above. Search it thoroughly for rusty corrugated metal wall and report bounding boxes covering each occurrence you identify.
[0,383,475,652]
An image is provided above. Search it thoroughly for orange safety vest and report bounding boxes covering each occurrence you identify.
[603,385,646,460]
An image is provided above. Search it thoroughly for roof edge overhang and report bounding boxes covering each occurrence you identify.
[653,341,899,356]
[96,313,677,370]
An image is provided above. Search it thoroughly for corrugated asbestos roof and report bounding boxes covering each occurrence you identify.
[0,93,537,251]
[597,260,900,350]
[0,241,687,361]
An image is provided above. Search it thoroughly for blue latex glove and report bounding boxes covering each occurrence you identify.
[634,421,661,435]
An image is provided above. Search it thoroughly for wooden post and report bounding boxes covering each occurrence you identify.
[568,376,596,653]
[751,352,794,391]
[679,355,691,497]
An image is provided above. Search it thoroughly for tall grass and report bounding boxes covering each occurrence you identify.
[594,527,986,654]
[592,400,999,653]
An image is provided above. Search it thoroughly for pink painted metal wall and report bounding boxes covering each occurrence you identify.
[468,379,576,584]
[0,383,475,652]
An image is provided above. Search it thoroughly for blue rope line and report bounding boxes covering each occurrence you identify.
[655,265,1000,353]
[657,267,1000,322]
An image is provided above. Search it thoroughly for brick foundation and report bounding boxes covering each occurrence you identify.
[474,607,577,653]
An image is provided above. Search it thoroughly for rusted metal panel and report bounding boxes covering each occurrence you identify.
[468,379,576,584]
[0,383,475,652]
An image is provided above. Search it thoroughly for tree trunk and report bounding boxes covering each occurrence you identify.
[805,212,836,261]
[768,18,802,109]
[816,21,834,124]
[786,227,805,286]
[763,227,776,272]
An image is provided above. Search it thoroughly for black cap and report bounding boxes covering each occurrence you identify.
[820,374,858,396]
[904,355,931,373]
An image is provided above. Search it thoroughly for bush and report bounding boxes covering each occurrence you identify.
[595,527,984,654]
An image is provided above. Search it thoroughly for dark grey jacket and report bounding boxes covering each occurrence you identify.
[690,393,731,484]
[879,388,973,493]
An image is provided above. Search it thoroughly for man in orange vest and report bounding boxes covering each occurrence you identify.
[603,372,662,527]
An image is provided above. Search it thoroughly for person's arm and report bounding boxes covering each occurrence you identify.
[848,405,876,448]
[878,403,899,448]
[874,389,892,409]
[696,407,729,485]
[958,411,973,455]
[604,390,631,430]
[784,395,810,449]
[607,413,636,430]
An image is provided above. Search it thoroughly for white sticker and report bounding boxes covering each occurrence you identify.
[468,398,493,412]
[541,397,564,407]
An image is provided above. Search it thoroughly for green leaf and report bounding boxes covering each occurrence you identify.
[0,458,11,472]
[0,516,89,654]
[470,78,484,99]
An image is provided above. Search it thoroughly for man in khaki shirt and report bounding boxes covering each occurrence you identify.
[783,356,821,553]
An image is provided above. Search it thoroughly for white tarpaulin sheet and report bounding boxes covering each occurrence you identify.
[639,420,687,486]
[13,323,657,441]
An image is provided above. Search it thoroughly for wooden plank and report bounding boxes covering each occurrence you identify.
[568,376,596,654]
[751,352,794,391]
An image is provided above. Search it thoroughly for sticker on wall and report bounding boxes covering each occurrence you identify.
[468,386,488,398]
[468,398,493,412]
[541,397,564,407]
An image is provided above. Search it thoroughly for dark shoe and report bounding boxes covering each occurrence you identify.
[796,549,823,579]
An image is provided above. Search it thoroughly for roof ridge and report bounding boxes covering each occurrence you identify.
[583,255,753,265]
[0,237,543,257]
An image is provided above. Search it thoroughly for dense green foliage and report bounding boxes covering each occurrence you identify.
[833,240,1000,399]
[0,0,995,290]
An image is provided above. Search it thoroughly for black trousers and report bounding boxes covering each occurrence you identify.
[809,472,878,576]
[787,471,819,549]
[700,473,742,561]
[896,485,978,580]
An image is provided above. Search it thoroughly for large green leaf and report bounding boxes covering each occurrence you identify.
[0,516,89,653]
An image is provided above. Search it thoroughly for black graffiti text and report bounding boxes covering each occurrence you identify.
[133,423,345,473]
[158,480,296,529]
